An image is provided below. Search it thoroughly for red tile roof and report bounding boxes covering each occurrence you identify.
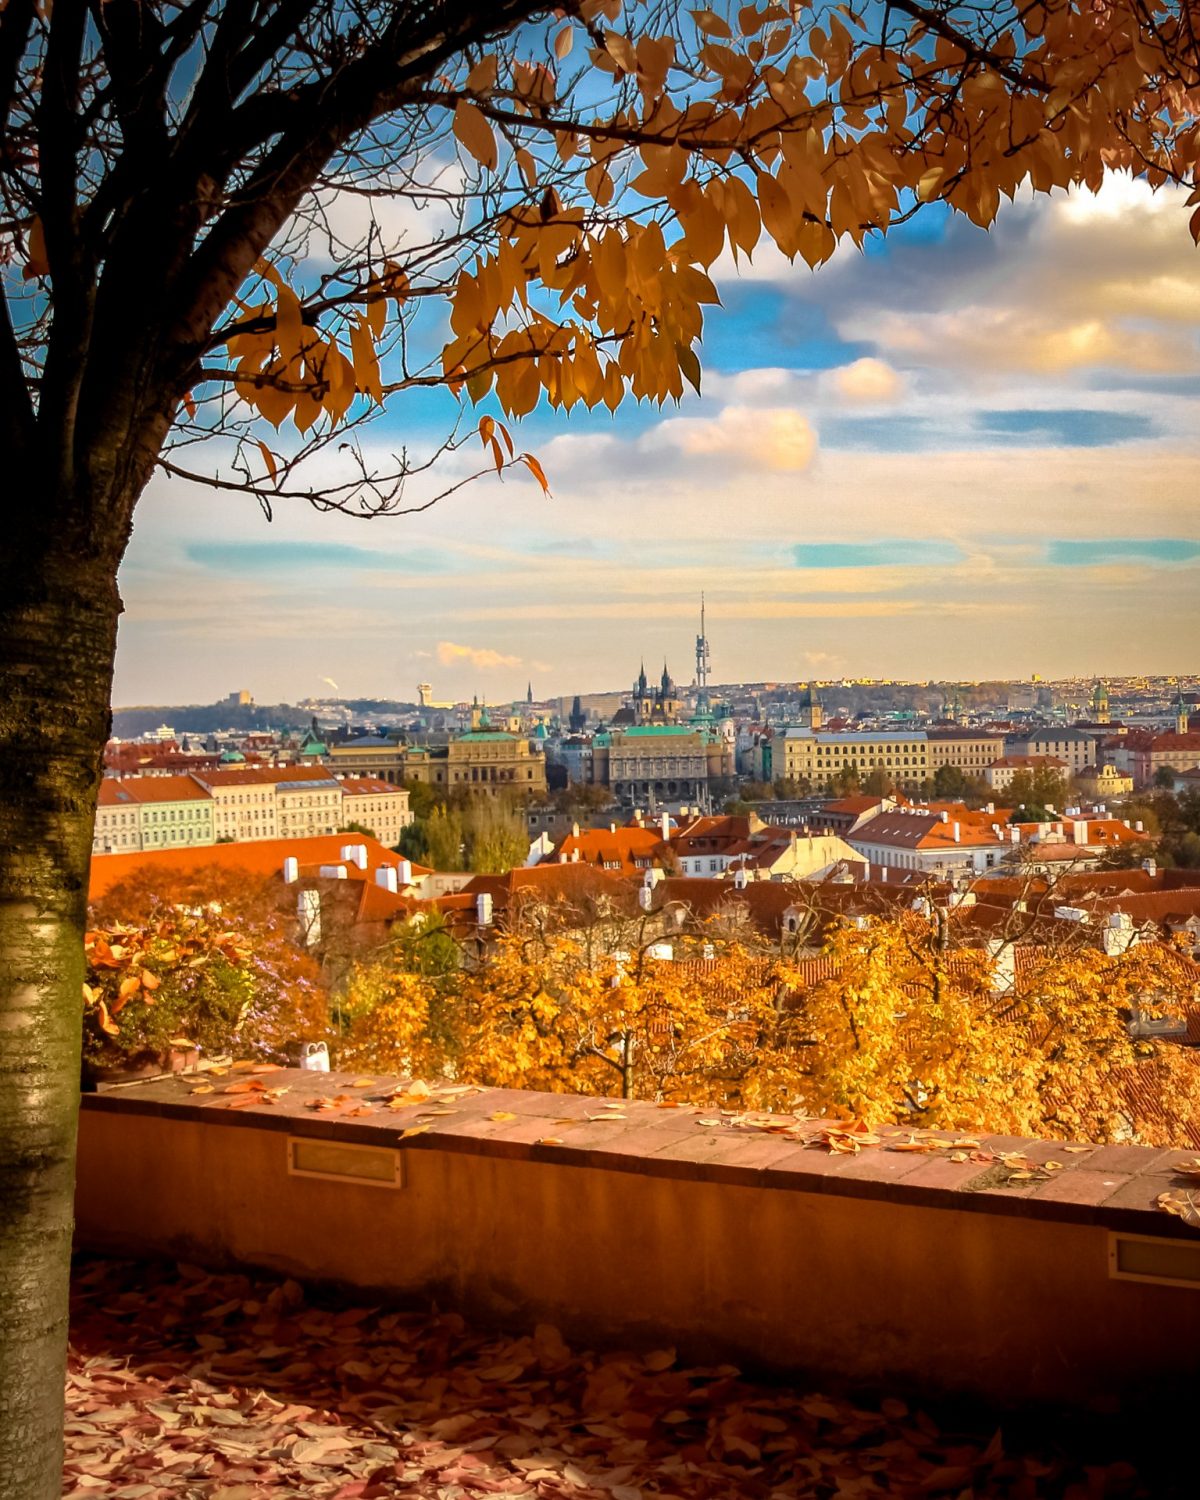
[549,826,666,875]
[98,776,211,805]
[339,778,407,796]
[192,765,337,787]
[89,834,400,900]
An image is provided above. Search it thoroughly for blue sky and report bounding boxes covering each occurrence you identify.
[114,173,1200,705]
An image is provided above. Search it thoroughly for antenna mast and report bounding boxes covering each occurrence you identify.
[695,592,711,703]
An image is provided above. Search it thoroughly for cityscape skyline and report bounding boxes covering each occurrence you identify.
[111,663,1198,717]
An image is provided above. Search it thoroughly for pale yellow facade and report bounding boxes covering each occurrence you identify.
[276,777,342,839]
[202,778,279,842]
[1075,763,1134,799]
[340,781,413,845]
[781,731,930,788]
[445,733,547,797]
[926,732,1005,775]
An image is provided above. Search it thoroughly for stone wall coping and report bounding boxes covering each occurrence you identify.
[82,1069,1200,1241]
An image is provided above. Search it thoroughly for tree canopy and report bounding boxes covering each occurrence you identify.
[341,906,1200,1142]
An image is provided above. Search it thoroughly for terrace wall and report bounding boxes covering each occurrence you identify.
[76,1071,1200,1413]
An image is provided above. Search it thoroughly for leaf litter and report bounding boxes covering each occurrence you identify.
[65,1257,1160,1499]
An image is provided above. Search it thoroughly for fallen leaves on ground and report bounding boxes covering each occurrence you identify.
[1157,1189,1200,1227]
[65,1258,1157,1500]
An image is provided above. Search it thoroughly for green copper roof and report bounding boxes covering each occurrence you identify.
[457,731,519,742]
[616,725,697,737]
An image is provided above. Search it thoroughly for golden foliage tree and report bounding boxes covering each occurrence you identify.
[3,2,1200,1489]
[344,910,1200,1142]
[88,868,329,1064]
[344,926,787,1102]
[775,916,1196,1141]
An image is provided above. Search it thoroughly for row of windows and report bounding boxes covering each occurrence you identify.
[100,807,207,826]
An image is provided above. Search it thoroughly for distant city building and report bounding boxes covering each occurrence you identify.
[94,764,412,854]
[339,778,413,845]
[446,731,548,797]
[926,729,1005,777]
[592,724,733,807]
[93,775,215,855]
[1004,727,1096,776]
[780,729,929,789]
[327,730,546,797]
[1128,730,1200,788]
[617,661,681,726]
[1075,764,1134,799]
[983,756,1070,793]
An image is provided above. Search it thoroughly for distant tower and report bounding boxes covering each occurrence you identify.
[657,661,679,724]
[527,681,533,705]
[1176,688,1190,735]
[417,682,432,708]
[633,660,650,722]
[569,695,586,732]
[695,593,711,707]
[798,682,823,731]
[1091,679,1110,725]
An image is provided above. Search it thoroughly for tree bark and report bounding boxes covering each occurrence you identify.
[0,545,120,1500]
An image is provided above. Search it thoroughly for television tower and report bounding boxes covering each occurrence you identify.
[695,593,711,707]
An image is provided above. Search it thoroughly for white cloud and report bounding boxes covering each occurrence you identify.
[704,367,800,402]
[650,404,817,471]
[436,640,521,671]
[826,174,1200,378]
[825,357,904,404]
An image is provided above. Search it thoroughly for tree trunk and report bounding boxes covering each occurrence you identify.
[0,549,120,1500]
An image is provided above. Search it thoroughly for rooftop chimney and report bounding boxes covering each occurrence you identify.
[375,866,398,893]
[660,811,670,841]
[476,892,493,927]
[396,859,412,886]
[318,864,348,879]
[953,822,960,843]
[282,856,299,884]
